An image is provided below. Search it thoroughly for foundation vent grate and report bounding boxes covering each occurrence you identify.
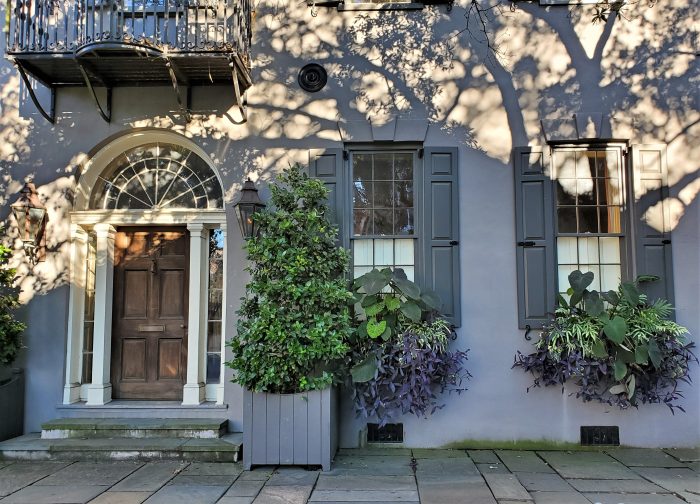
[367,423,403,443]
[580,426,620,446]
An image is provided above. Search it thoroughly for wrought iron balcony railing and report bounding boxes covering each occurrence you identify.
[4,0,252,123]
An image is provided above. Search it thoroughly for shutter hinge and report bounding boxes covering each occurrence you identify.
[343,150,349,160]
[418,148,424,159]
[662,239,671,245]
[517,241,536,247]
[450,240,459,246]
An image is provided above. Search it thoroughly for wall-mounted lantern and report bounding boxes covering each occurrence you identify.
[11,182,47,262]
[233,179,265,239]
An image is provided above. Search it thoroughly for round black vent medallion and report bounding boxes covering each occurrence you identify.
[298,63,327,93]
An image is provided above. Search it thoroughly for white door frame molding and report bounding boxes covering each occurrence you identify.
[64,129,228,406]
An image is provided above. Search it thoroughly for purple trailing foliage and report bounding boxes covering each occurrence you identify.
[352,328,470,426]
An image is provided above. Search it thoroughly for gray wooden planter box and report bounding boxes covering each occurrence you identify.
[243,387,338,471]
[0,369,24,441]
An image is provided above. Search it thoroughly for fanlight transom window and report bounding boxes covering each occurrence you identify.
[91,143,223,210]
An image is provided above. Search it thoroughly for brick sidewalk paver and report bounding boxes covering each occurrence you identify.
[0,447,697,503]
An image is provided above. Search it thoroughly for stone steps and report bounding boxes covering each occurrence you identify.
[41,417,228,439]
[0,432,242,462]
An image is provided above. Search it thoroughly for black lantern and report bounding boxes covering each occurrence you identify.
[234,179,265,239]
[11,182,47,261]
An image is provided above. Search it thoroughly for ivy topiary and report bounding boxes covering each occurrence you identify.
[227,165,352,393]
[0,241,25,367]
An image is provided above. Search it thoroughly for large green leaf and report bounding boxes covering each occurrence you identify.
[636,274,660,284]
[420,290,442,311]
[568,270,594,293]
[591,341,608,358]
[385,296,401,312]
[367,319,387,339]
[627,374,636,399]
[635,345,649,365]
[603,316,627,344]
[584,291,604,316]
[351,355,378,383]
[621,282,641,306]
[392,268,408,281]
[393,278,421,300]
[600,290,620,307]
[647,339,662,369]
[400,302,422,322]
[557,294,570,309]
[609,384,627,395]
[364,301,385,317]
[363,279,389,296]
[614,360,628,381]
[617,348,636,364]
[361,295,379,308]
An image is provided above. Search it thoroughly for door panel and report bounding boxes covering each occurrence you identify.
[111,227,189,400]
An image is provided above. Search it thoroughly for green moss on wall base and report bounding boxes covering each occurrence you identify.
[441,439,603,451]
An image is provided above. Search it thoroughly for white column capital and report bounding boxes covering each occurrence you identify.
[94,223,116,239]
[187,223,206,236]
[70,224,89,242]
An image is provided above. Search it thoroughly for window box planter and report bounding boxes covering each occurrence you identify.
[243,387,338,470]
[0,368,24,441]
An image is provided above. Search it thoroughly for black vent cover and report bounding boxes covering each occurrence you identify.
[367,423,403,443]
[298,63,327,93]
[581,426,620,446]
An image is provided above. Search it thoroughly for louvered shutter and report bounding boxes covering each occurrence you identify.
[309,148,349,249]
[422,148,461,327]
[631,144,674,304]
[514,146,555,329]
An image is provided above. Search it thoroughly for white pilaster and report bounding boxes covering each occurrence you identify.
[63,224,88,404]
[183,223,207,405]
[216,224,227,405]
[86,223,116,405]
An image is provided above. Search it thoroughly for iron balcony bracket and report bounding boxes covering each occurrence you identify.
[75,59,112,123]
[228,55,247,124]
[165,57,192,123]
[14,60,56,124]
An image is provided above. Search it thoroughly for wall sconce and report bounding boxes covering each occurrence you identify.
[233,179,265,239]
[11,182,47,262]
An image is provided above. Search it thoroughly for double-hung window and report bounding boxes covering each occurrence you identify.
[350,151,417,281]
[514,143,673,329]
[309,146,461,326]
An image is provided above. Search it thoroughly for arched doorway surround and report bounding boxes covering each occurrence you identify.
[64,130,227,406]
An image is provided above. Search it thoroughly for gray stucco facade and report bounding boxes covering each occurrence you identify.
[1,0,698,448]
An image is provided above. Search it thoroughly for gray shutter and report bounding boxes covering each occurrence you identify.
[514,146,555,329]
[422,148,461,327]
[631,144,674,304]
[309,148,349,249]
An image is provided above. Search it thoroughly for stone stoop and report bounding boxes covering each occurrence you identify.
[41,418,228,439]
[0,418,242,463]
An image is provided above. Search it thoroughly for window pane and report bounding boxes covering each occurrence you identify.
[354,266,373,279]
[556,152,576,178]
[576,152,595,178]
[354,209,372,235]
[394,239,414,265]
[578,207,598,233]
[558,207,577,233]
[374,154,393,180]
[395,208,414,235]
[353,240,373,266]
[601,264,621,292]
[558,265,577,293]
[353,181,372,208]
[206,353,221,384]
[557,237,578,264]
[394,181,413,208]
[576,179,595,205]
[374,209,393,235]
[578,237,599,264]
[557,181,576,206]
[402,266,415,282]
[600,206,622,233]
[374,240,394,266]
[599,237,621,264]
[353,154,372,181]
[373,181,393,208]
[394,154,413,181]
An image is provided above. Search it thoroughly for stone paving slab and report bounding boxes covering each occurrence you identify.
[1,484,107,504]
[88,491,153,504]
[169,473,238,486]
[266,469,319,486]
[417,480,497,504]
[142,484,228,504]
[538,451,641,479]
[111,461,187,491]
[606,448,688,467]
[328,456,414,476]
[216,497,255,504]
[482,473,533,501]
[415,456,481,481]
[468,450,500,464]
[315,475,415,491]
[35,461,143,486]
[567,478,667,493]
[584,492,687,503]
[631,467,700,495]
[225,479,267,497]
[412,449,468,458]
[496,451,554,474]
[253,484,313,504]
[477,462,510,474]
[530,491,591,504]
[514,472,573,492]
[236,468,274,481]
[309,490,419,502]
[0,461,73,496]
[337,448,412,457]
[664,448,700,462]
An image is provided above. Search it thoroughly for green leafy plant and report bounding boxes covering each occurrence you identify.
[0,240,24,367]
[514,270,696,411]
[227,165,353,393]
[349,268,469,425]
